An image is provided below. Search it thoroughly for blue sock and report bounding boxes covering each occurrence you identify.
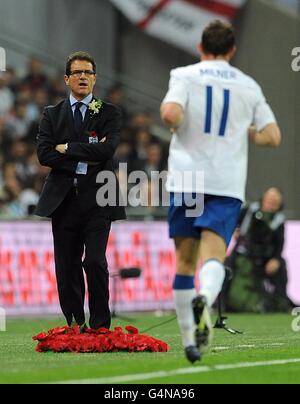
[173,274,195,290]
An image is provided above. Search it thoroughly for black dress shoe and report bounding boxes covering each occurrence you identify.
[70,319,77,327]
[69,319,87,333]
[185,346,201,364]
[67,315,75,327]
[79,323,88,334]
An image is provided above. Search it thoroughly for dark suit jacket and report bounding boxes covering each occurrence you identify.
[35,97,126,221]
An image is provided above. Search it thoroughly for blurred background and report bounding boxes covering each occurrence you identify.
[0,0,299,315]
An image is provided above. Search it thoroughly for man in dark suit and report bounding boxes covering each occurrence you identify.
[36,52,126,331]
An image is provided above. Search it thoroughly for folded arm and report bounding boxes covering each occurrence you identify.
[37,107,77,174]
[64,107,122,162]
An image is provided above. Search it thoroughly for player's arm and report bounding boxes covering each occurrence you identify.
[251,85,281,147]
[249,123,281,147]
[161,69,188,133]
[160,103,184,131]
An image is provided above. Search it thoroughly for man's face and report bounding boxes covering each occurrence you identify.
[262,189,282,213]
[64,60,96,100]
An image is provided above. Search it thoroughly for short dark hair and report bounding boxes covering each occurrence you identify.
[202,21,235,56]
[65,51,96,76]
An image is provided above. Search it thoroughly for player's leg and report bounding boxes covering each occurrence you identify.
[169,192,207,363]
[190,230,227,356]
[173,237,200,362]
[193,196,242,354]
[195,196,242,308]
[198,229,227,307]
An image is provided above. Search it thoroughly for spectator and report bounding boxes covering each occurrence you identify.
[6,141,39,189]
[16,84,33,104]
[134,128,154,162]
[22,57,49,91]
[19,188,39,216]
[0,188,10,218]
[26,88,50,123]
[3,100,32,145]
[141,142,167,211]
[130,110,153,131]
[144,142,166,177]
[48,73,67,104]
[4,67,19,95]
[1,165,23,218]
[114,141,135,169]
[105,84,130,126]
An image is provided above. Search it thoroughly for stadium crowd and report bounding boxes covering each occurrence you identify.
[0,57,168,219]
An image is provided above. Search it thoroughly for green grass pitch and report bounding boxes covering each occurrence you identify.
[1,313,300,384]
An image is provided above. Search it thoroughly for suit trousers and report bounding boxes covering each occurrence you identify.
[51,188,112,330]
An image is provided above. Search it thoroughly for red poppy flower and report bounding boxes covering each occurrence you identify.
[125,326,139,334]
[33,325,169,354]
[33,332,48,341]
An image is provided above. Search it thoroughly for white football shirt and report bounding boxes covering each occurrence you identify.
[162,60,277,201]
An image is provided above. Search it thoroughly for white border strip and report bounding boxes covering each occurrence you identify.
[54,358,300,384]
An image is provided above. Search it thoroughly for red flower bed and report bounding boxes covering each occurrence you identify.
[33,326,169,353]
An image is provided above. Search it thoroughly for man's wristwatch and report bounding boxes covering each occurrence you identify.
[64,143,69,153]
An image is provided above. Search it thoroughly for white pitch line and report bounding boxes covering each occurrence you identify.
[213,343,284,351]
[54,358,300,384]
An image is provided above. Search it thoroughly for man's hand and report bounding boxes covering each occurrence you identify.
[56,144,66,154]
[55,138,107,164]
[56,138,106,155]
[265,258,281,276]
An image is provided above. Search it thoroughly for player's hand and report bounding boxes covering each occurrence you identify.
[265,258,280,276]
[55,144,66,154]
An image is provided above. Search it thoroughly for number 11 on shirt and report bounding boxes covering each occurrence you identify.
[204,86,230,137]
